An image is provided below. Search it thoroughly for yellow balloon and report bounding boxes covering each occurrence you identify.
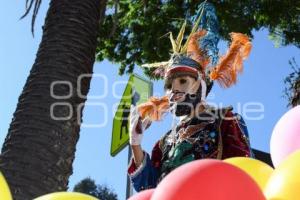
[34,192,99,200]
[264,150,300,200]
[224,157,274,191]
[0,172,12,200]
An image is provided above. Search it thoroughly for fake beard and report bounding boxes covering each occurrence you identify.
[170,86,202,117]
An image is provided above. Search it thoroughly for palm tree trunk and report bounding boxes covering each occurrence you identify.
[0,0,106,199]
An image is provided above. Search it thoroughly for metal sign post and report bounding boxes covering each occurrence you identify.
[110,74,152,199]
[126,146,133,199]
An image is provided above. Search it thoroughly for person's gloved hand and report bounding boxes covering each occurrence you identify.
[129,105,151,145]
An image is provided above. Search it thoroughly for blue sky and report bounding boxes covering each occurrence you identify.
[1,1,299,200]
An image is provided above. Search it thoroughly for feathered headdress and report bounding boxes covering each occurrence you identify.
[138,2,252,121]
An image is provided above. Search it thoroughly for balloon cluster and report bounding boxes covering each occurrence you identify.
[0,106,299,200]
[129,106,300,200]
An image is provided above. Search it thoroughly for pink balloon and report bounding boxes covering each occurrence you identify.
[271,105,300,167]
[128,189,154,200]
[151,159,265,200]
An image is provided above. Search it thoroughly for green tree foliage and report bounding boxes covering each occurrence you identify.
[284,58,300,107]
[73,177,118,200]
[97,0,300,77]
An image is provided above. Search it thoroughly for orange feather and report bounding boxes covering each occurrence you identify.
[138,96,170,121]
[187,30,210,71]
[210,32,252,88]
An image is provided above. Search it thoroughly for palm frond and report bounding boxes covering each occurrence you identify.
[20,0,42,37]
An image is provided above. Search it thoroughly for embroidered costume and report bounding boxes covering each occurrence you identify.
[128,106,252,191]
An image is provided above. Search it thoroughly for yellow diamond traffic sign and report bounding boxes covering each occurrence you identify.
[110,74,152,156]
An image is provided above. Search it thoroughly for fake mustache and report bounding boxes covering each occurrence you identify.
[169,92,185,102]
[169,92,197,102]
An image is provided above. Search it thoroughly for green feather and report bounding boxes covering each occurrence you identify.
[169,32,178,53]
[181,1,206,53]
[141,61,169,68]
[176,20,187,52]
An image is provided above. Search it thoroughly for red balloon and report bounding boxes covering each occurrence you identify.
[151,159,266,200]
[128,189,154,200]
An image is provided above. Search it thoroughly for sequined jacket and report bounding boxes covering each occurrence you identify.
[127,106,253,192]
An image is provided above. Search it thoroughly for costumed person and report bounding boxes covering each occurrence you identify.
[128,2,253,192]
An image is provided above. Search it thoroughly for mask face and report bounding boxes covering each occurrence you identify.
[165,75,201,116]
